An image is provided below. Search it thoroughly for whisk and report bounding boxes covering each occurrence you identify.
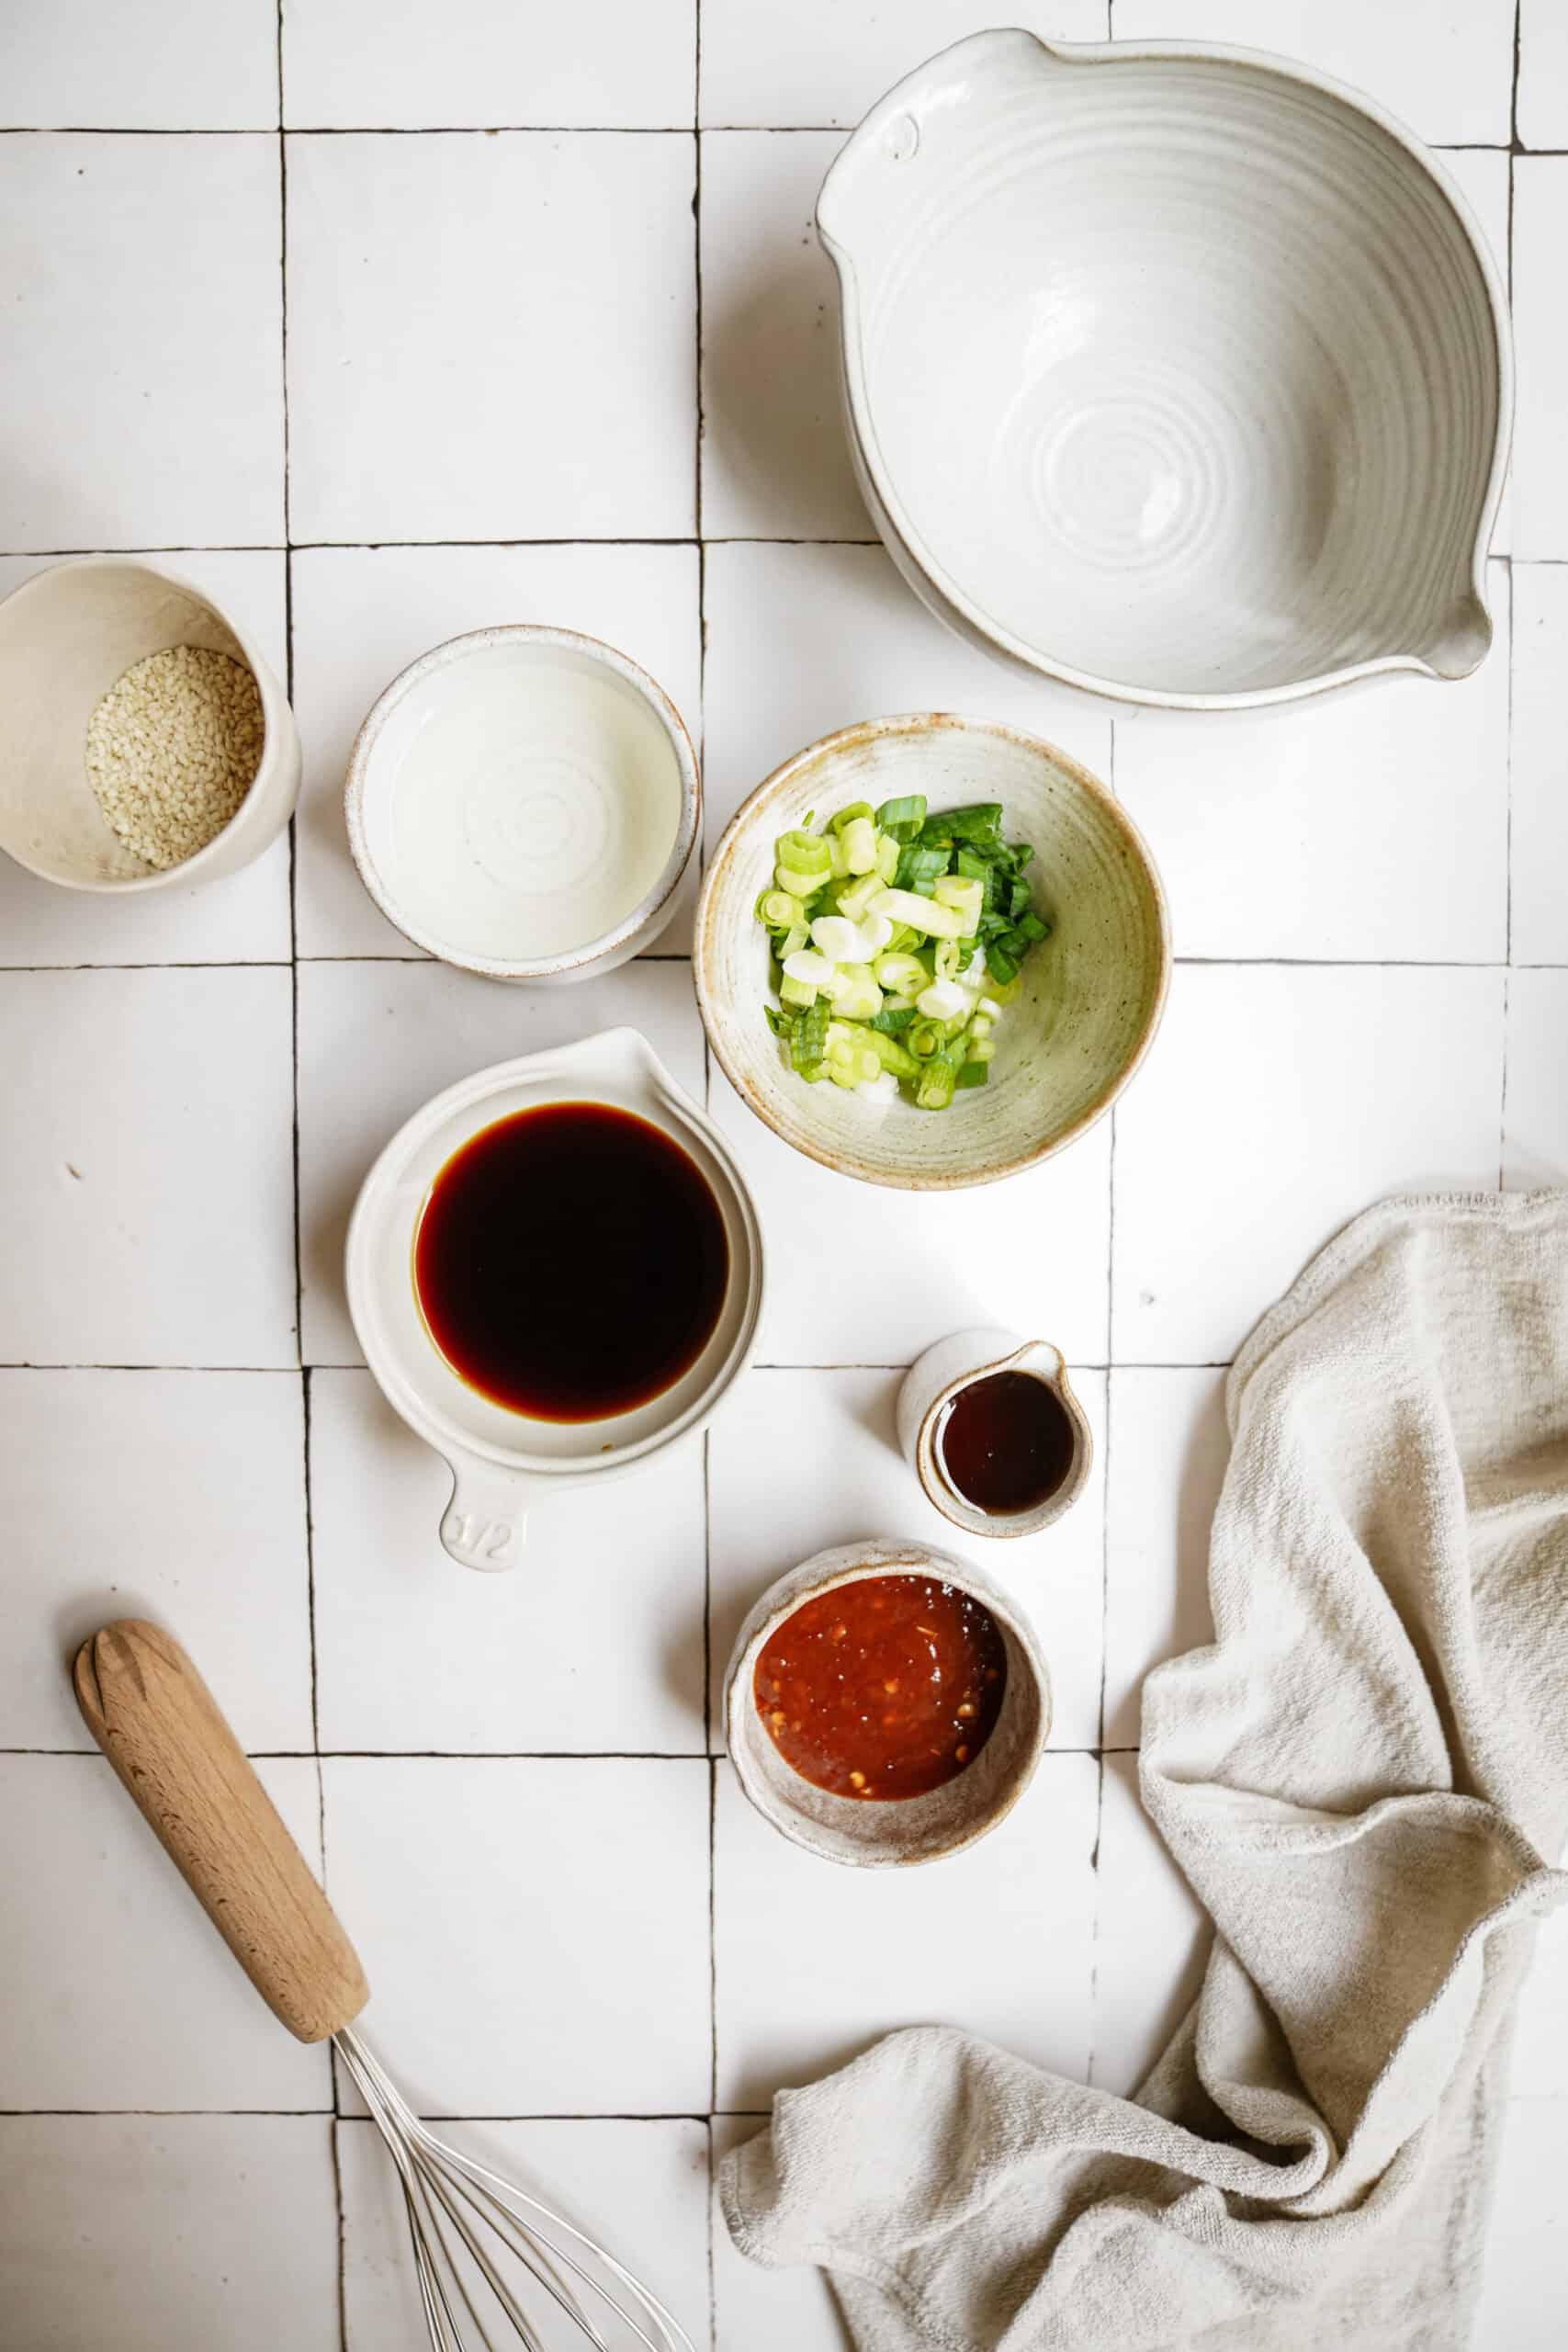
[73,1619,699,2352]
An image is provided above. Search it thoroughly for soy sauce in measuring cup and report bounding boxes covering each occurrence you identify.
[937,1369,1076,1516]
[413,1101,728,1421]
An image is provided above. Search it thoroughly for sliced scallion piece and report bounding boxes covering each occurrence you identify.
[754,794,1051,1112]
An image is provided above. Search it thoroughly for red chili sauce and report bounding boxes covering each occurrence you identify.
[753,1573,1007,1801]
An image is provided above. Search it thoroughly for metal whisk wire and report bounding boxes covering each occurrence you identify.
[73,1624,705,2352]
[336,2027,698,2352]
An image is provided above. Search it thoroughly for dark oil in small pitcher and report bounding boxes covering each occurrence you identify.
[938,1370,1075,1515]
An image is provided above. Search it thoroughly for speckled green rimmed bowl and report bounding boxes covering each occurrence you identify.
[694,713,1169,1190]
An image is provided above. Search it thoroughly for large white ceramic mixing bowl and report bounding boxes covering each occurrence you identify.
[818,29,1511,710]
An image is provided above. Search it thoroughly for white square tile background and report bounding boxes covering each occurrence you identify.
[0,3,1563,2346]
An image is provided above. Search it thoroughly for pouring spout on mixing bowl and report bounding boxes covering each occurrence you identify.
[1409,588,1495,683]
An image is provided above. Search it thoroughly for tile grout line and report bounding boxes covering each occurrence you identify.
[4,1746,1129,1758]
[280,0,347,2305]
[1502,0,1517,1193]
[330,2112,349,2352]
[704,2114,717,2352]
[0,1360,1232,1375]
[1501,559,1514,1188]
[22,540,1568,561]
[22,953,1561,975]
[694,21,725,2303]
[707,1758,720,2121]
[0,537,887,555]
[1088,690,1117,2090]
[0,124,1545,148]
[1085,1749,1109,2093]
[0,2117,742,2135]
[1100,715,1118,1751]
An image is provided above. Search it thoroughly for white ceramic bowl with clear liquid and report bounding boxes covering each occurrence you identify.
[345,625,699,983]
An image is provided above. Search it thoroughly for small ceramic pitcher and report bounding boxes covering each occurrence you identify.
[897,1328,1091,1540]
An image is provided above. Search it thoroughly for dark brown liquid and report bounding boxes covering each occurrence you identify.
[413,1102,728,1422]
[938,1370,1075,1515]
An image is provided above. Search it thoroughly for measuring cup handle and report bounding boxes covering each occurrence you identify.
[441,1464,528,1571]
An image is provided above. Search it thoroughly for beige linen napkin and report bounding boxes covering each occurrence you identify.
[721,1191,1568,2349]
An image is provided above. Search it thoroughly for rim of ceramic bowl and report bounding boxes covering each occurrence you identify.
[693,711,1172,1191]
[724,1540,1052,1866]
[0,554,289,895]
[344,622,701,978]
[917,1346,1093,1541]
[818,31,1514,713]
[344,1035,765,1480]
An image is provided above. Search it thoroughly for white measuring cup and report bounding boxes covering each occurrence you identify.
[346,1027,764,1569]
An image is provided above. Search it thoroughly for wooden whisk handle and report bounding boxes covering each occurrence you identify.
[73,1619,368,2044]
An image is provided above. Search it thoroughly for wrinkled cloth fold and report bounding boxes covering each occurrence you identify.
[721,1192,1568,2349]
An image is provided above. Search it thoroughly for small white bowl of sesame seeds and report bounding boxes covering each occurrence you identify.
[0,556,299,894]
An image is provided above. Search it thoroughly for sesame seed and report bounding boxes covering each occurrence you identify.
[85,645,264,872]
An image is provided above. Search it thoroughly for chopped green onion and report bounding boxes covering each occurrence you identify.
[835,871,883,922]
[831,963,884,1022]
[790,997,830,1078]
[783,947,836,988]
[776,828,831,877]
[852,1023,919,1079]
[894,842,951,897]
[914,1056,959,1111]
[954,845,1000,910]
[933,874,984,931]
[757,795,1052,1112]
[920,802,1003,845]
[873,950,928,996]
[840,815,879,875]
[875,794,927,842]
[868,887,968,940]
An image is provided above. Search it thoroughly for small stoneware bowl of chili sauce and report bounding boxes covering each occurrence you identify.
[725,1541,1050,1867]
[897,1327,1091,1541]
